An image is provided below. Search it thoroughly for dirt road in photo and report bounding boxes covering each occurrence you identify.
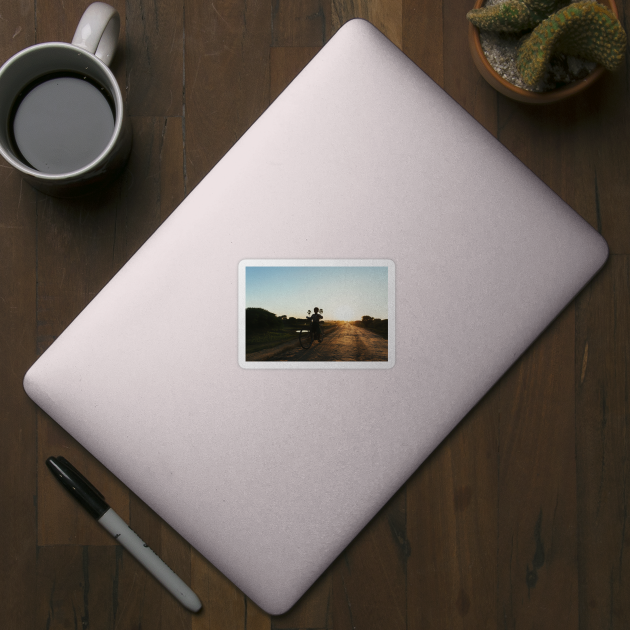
[246,322,388,362]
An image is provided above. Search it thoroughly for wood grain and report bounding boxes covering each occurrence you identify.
[184,0,271,191]
[0,148,38,630]
[36,545,119,630]
[403,0,444,88]
[576,256,630,629]
[331,486,408,630]
[583,72,630,254]
[443,0,498,131]
[271,0,332,46]
[0,4,38,629]
[407,392,499,629]
[497,304,578,629]
[125,0,184,117]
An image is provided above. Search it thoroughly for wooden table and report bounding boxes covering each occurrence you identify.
[1,1,628,628]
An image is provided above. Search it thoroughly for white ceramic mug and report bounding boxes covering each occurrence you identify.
[0,2,131,197]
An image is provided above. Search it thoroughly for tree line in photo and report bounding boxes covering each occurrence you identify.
[245,308,303,332]
[245,308,319,355]
[354,315,388,339]
[245,308,387,340]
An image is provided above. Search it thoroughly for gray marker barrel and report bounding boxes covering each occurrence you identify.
[98,508,202,612]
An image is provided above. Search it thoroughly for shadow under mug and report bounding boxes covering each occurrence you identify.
[0,2,131,197]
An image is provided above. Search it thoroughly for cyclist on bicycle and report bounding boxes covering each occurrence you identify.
[308,307,323,342]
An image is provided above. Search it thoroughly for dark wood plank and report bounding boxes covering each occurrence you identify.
[126,0,183,117]
[576,256,630,629]
[184,0,272,192]
[0,0,35,54]
[402,0,444,88]
[331,0,402,48]
[582,71,630,254]
[36,545,118,630]
[0,4,39,629]
[407,394,499,629]
[272,0,331,47]
[497,305,578,628]
[443,0,498,131]
[33,188,121,354]
[0,137,39,630]
[331,486,407,630]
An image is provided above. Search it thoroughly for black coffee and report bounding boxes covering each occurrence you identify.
[10,73,115,174]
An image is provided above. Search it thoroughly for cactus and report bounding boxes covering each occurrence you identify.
[516,1,627,85]
[467,0,568,33]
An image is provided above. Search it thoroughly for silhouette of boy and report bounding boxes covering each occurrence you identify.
[309,307,323,342]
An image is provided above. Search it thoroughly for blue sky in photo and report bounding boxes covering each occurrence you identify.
[245,266,388,321]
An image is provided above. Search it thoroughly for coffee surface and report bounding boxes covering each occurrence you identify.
[12,74,115,174]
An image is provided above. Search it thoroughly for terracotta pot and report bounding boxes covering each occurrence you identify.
[468,0,619,103]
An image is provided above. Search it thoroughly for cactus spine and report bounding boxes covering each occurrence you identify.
[516,1,627,85]
[467,0,568,33]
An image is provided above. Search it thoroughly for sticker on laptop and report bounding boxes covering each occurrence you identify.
[238,259,394,369]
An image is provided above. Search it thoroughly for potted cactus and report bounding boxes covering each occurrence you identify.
[467,0,627,102]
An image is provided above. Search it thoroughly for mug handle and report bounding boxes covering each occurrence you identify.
[71,2,120,67]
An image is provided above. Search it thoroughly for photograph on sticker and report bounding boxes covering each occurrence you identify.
[240,262,392,366]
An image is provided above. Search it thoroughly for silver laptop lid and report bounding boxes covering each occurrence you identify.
[24,19,607,614]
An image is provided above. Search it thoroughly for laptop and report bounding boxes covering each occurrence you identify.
[23,19,608,614]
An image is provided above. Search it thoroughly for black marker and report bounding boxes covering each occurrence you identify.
[46,456,202,612]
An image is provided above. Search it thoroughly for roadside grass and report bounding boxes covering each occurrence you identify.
[246,321,339,354]
[353,320,388,339]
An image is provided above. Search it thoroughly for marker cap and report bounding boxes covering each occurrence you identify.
[46,456,110,519]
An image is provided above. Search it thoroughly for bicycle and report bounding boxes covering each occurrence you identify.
[298,309,324,349]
